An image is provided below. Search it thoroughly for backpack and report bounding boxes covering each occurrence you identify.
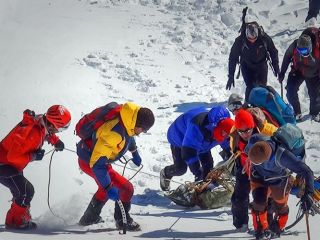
[248,86,296,126]
[75,102,121,140]
[272,123,305,157]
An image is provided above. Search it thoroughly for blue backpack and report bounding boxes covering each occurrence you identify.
[248,86,296,126]
[273,123,305,158]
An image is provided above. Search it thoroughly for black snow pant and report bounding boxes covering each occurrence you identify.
[0,165,34,207]
[163,145,213,181]
[241,62,268,102]
[286,72,320,116]
[231,161,250,228]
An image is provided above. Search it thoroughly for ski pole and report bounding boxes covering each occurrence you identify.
[305,211,311,240]
[117,200,127,234]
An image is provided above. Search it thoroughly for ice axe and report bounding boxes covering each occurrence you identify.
[117,200,127,234]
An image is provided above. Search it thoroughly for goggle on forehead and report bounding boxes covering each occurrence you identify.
[228,102,242,112]
[297,47,311,57]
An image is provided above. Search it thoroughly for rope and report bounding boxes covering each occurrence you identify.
[64,147,184,185]
[47,150,68,225]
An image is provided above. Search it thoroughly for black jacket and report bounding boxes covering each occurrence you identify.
[228,33,279,79]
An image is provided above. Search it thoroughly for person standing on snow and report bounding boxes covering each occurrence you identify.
[226,19,279,102]
[77,102,154,231]
[245,134,314,239]
[0,105,71,229]
[229,109,278,232]
[159,106,234,192]
[306,0,320,22]
[278,31,320,122]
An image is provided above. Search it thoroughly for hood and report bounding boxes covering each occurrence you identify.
[120,102,141,137]
[206,106,230,131]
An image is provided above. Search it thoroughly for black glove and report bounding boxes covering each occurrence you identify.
[226,78,235,90]
[301,192,314,212]
[54,140,65,151]
[33,149,45,161]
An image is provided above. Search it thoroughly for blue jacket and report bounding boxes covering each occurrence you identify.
[245,134,314,194]
[167,106,230,166]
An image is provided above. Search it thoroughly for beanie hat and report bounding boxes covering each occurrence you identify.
[213,118,235,142]
[248,141,272,165]
[297,34,312,49]
[135,107,155,131]
[228,93,243,107]
[235,109,255,130]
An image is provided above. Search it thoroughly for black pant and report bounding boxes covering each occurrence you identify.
[164,145,213,180]
[286,72,320,116]
[241,63,268,102]
[231,161,250,228]
[0,165,34,206]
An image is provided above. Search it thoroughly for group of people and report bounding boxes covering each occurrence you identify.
[0,103,155,231]
[160,92,315,240]
[0,9,318,240]
[226,19,320,122]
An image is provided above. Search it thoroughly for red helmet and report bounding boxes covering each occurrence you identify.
[46,105,71,131]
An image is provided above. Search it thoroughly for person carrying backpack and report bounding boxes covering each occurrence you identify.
[278,28,320,122]
[76,102,154,231]
[226,17,279,102]
[229,109,278,232]
[159,106,234,192]
[245,133,314,239]
[0,105,71,229]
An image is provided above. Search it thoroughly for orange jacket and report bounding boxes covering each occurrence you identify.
[0,110,59,171]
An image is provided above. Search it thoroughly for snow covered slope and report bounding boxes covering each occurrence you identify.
[0,0,319,239]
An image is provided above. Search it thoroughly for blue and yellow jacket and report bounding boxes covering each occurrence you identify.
[77,102,139,188]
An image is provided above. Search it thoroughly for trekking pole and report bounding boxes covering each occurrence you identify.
[116,200,127,234]
[305,211,311,240]
[280,81,284,98]
[168,216,181,232]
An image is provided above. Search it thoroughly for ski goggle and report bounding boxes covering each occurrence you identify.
[237,128,253,135]
[228,102,243,112]
[56,121,71,132]
[297,47,311,57]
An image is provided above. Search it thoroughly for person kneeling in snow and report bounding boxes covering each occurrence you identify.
[245,134,314,239]
[77,102,154,231]
[0,105,71,229]
[159,106,234,192]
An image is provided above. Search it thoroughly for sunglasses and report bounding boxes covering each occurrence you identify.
[297,47,310,57]
[237,128,253,135]
[228,102,242,112]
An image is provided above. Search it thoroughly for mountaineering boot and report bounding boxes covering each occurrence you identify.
[235,224,249,233]
[295,113,303,122]
[79,195,105,226]
[312,113,320,122]
[5,202,37,230]
[114,201,141,231]
[252,210,270,240]
[269,213,288,238]
[160,168,171,191]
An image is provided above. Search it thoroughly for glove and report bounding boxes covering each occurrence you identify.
[301,192,314,212]
[278,73,285,83]
[106,184,119,201]
[54,140,64,151]
[226,78,235,90]
[131,150,142,167]
[32,149,45,161]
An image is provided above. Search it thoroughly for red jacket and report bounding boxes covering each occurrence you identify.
[0,110,59,171]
